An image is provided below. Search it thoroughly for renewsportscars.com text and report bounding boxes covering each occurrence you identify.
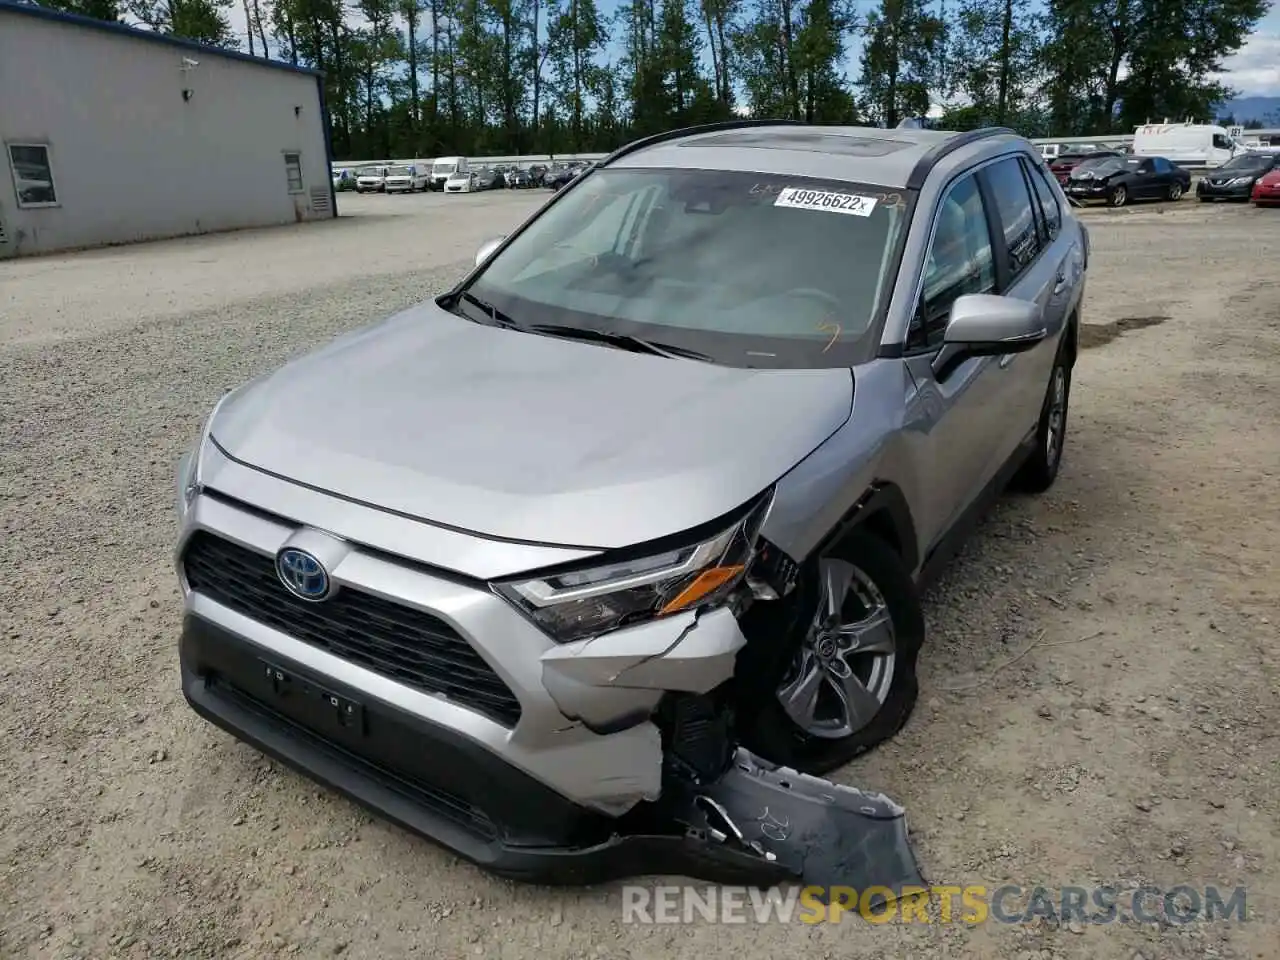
[620,884,1248,925]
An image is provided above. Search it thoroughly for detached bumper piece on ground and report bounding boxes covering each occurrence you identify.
[181,615,923,901]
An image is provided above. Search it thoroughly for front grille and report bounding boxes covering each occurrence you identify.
[183,532,522,726]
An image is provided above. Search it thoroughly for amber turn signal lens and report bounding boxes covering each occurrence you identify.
[659,565,746,615]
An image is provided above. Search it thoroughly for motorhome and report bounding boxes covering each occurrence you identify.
[430,156,469,191]
[1131,123,1247,168]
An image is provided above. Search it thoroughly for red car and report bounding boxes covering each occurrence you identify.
[1252,167,1280,206]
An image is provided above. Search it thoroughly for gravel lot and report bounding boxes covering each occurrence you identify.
[2,190,1278,960]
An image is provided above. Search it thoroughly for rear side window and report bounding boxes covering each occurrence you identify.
[909,174,996,351]
[1024,159,1061,242]
[981,156,1043,283]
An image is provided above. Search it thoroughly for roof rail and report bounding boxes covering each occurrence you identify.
[905,126,1019,189]
[597,118,807,167]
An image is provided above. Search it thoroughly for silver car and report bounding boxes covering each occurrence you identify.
[175,121,1086,887]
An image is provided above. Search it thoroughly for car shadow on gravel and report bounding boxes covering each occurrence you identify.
[1079,315,1168,349]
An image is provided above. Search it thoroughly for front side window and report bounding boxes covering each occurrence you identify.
[8,143,58,207]
[909,174,995,351]
[1213,134,1232,150]
[982,156,1043,281]
[284,152,304,193]
[1025,158,1062,242]
[463,168,912,368]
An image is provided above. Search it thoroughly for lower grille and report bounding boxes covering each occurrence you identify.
[182,532,522,726]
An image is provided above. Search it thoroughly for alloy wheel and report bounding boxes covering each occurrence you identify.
[1045,365,1067,467]
[1111,186,1128,207]
[1169,183,1183,201]
[776,558,897,740]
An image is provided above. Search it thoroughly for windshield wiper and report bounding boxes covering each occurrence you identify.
[453,290,520,328]
[524,323,715,362]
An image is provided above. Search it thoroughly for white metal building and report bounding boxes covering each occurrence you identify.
[0,0,335,258]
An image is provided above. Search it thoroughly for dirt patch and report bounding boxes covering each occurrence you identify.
[1079,314,1169,348]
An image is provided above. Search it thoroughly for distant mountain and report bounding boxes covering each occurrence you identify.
[1217,96,1280,125]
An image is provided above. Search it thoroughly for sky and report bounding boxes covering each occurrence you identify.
[225,1,1280,101]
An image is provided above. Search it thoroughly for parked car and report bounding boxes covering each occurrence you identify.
[527,163,549,186]
[1253,167,1280,206]
[545,162,589,191]
[355,166,388,193]
[1048,149,1122,185]
[174,121,1085,890]
[331,168,357,192]
[1197,152,1280,202]
[384,164,430,193]
[507,166,534,188]
[475,167,507,190]
[444,169,478,193]
[1064,155,1190,206]
[430,156,469,191]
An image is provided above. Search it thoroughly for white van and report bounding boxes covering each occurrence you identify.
[430,156,468,191]
[1131,123,1246,168]
[355,165,388,193]
[383,163,430,193]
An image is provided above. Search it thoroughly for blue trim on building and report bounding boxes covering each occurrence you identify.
[0,0,324,79]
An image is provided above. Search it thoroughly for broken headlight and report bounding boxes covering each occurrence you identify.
[494,492,773,643]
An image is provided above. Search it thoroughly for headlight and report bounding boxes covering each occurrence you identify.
[494,492,773,643]
[1228,176,1251,186]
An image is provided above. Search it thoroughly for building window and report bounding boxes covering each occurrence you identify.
[8,143,58,208]
[284,152,304,193]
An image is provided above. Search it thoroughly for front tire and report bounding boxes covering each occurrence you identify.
[1013,349,1072,493]
[1109,185,1128,207]
[737,531,924,775]
[1168,182,1183,201]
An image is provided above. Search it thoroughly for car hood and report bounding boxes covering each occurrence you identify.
[209,302,854,549]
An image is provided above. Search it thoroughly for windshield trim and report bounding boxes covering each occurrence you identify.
[446,165,918,369]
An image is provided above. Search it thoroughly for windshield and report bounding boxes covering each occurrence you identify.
[434,162,458,175]
[386,165,412,176]
[463,167,912,369]
[1221,154,1268,171]
[358,169,384,178]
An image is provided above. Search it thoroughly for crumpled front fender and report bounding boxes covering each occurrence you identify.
[539,607,746,730]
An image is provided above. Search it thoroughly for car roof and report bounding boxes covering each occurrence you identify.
[605,122,1025,190]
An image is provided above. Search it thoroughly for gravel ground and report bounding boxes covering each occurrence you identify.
[2,191,1278,960]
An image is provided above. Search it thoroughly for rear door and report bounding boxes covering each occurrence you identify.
[975,154,1072,460]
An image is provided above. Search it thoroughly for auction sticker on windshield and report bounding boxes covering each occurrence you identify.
[774,187,878,217]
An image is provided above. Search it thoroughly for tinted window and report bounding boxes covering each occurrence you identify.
[982,157,1043,281]
[1213,134,1232,149]
[1025,160,1062,241]
[909,175,995,351]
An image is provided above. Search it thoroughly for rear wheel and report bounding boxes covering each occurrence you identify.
[738,531,923,775]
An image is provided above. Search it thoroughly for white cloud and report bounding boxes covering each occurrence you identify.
[1213,30,1280,96]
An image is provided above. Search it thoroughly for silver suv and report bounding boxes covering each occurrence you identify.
[175,121,1086,886]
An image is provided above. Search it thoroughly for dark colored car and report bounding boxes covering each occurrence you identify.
[1049,150,1122,186]
[1253,167,1280,206]
[507,168,533,188]
[1197,152,1280,202]
[543,164,579,191]
[477,167,507,190]
[1064,155,1191,207]
[527,164,549,186]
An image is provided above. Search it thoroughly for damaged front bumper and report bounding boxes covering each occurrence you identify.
[181,613,922,896]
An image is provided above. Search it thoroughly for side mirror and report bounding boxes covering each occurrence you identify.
[474,235,506,267]
[932,293,1046,381]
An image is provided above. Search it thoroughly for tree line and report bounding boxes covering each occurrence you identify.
[41,0,1272,160]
